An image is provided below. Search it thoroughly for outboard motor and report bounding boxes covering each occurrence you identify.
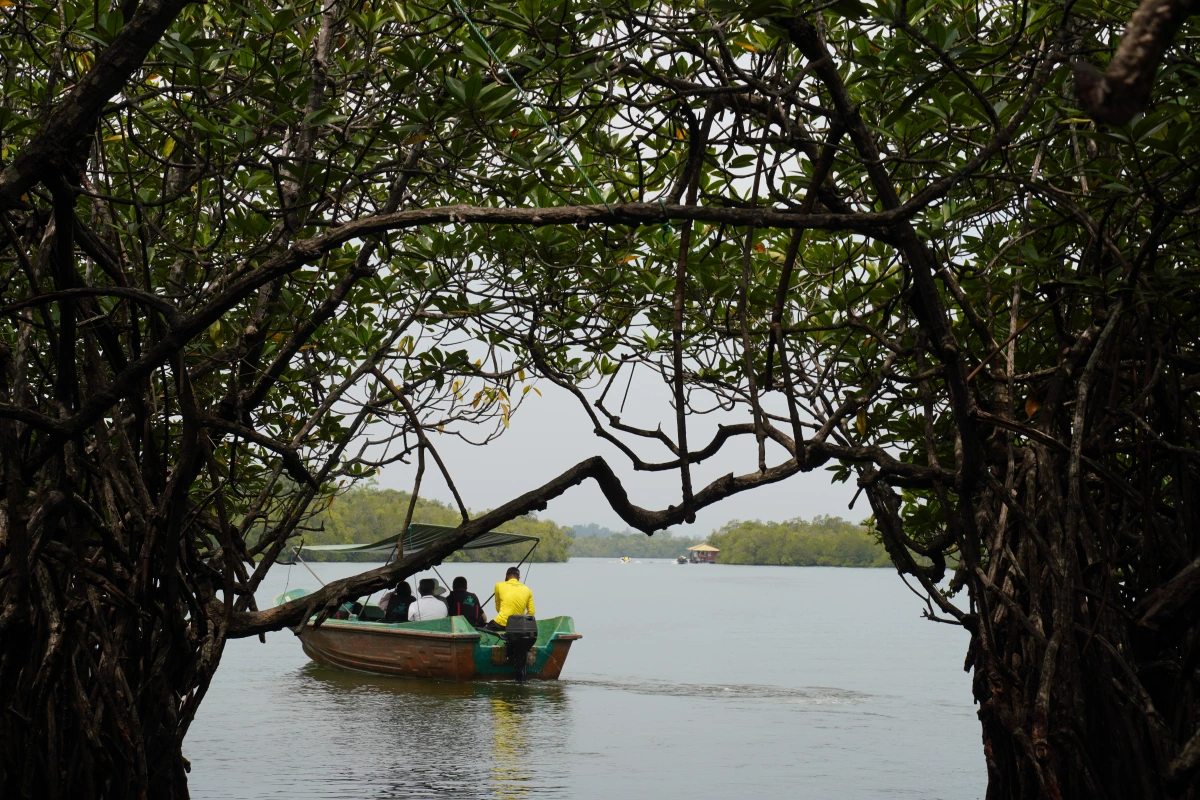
[503,614,538,682]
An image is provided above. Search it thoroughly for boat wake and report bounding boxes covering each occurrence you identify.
[564,678,869,705]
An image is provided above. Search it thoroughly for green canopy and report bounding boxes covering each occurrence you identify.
[296,523,537,555]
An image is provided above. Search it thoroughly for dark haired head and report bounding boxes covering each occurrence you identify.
[398,581,413,600]
[453,576,467,591]
[505,567,520,580]
[418,578,437,596]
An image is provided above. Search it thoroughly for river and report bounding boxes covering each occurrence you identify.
[186,559,985,799]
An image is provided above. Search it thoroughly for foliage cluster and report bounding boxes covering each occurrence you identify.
[708,517,889,568]
[302,486,571,562]
[569,523,625,538]
[568,531,701,558]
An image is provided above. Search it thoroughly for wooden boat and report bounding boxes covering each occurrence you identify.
[285,603,581,681]
[274,523,582,682]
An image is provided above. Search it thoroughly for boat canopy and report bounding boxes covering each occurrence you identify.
[297,523,537,554]
[687,543,720,552]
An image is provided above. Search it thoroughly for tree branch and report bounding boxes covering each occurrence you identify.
[1073,0,1198,125]
[0,0,195,208]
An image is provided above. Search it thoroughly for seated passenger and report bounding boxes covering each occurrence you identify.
[407,578,448,621]
[444,576,487,626]
[332,600,364,620]
[485,567,535,631]
[380,581,414,622]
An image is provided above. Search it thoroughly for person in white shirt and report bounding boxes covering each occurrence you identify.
[407,578,448,621]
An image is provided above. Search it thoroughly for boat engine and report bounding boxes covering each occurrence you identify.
[503,614,538,682]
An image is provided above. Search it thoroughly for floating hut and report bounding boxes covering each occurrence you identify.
[686,543,720,564]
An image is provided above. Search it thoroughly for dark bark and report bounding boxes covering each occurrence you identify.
[1073,0,1198,124]
[0,0,195,209]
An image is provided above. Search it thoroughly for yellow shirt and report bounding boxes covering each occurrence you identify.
[493,578,535,626]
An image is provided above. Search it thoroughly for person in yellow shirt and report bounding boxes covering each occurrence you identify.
[490,566,535,628]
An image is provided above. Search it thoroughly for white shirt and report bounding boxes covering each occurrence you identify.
[408,594,448,621]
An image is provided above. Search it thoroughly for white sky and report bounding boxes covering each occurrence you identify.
[374,374,858,536]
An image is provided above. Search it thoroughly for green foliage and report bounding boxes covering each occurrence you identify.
[448,514,572,564]
[708,517,891,568]
[300,485,569,562]
[569,531,702,558]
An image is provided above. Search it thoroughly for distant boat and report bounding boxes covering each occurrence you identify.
[676,555,687,564]
[274,524,582,682]
[620,556,631,563]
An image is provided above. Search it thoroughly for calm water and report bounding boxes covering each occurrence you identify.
[187,559,985,799]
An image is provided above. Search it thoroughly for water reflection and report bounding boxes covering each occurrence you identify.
[491,695,529,799]
[293,663,570,799]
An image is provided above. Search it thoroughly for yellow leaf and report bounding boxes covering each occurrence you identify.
[104,134,125,142]
[162,138,176,158]
[0,1,16,7]
[532,386,541,397]
[674,127,686,140]
[517,368,525,382]
[1025,395,1040,418]
[753,242,765,253]
[403,134,428,145]
[616,254,638,264]
[733,41,757,52]
[856,407,867,436]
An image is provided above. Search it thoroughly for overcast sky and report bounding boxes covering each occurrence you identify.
[374,371,858,536]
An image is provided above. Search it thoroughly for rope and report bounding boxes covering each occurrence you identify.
[294,551,326,587]
[447,0,613,213]
[431,564,451,594]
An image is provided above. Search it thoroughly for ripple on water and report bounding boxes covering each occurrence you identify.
[563,677,870,705]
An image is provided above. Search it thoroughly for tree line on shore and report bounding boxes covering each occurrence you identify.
[709,517,890,568]
[298,487,886,567]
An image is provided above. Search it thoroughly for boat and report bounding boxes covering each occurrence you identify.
[620,556,630,563]
[676,555,687,564]
[274,524,582,682]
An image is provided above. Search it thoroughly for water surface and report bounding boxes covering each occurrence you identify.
[187,559,984,799]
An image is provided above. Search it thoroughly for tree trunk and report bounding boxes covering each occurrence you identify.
[0,500,222,800]
[959,439,1197,800]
